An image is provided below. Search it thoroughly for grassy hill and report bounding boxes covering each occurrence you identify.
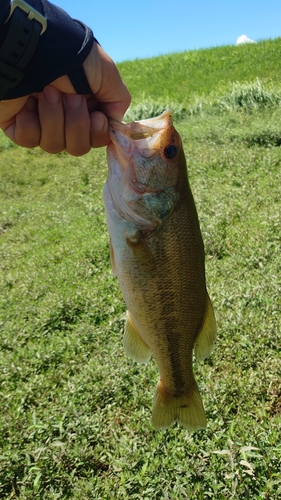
[118,37,281,101]
[0,39,280,499]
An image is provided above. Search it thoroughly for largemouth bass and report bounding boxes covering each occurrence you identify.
[104,110,216,430]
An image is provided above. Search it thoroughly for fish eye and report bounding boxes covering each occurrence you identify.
[164,144,178,159]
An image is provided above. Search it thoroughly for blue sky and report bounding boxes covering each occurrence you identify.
[55,0,281,62]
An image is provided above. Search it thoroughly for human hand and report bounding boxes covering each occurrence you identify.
[0,43,131,155]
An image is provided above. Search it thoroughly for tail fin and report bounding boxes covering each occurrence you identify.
[151,379,207,431]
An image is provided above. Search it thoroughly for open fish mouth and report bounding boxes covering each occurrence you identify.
[108,110,173,167]
[105,109,183,228]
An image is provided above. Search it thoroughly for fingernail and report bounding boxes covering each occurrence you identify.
[64,93,83,109]
[43,86,60,104]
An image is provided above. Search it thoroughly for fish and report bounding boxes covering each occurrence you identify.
[103,110,217,430]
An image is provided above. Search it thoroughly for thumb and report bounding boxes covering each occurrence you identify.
[83,43,131,121]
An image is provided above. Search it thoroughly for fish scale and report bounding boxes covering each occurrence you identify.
[104,110,217,430]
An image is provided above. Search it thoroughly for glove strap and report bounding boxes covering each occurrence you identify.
[0,0,47,100]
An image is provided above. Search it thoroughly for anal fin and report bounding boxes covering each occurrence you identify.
[123,311,151,364]
[194,293,217,361]
[152,379,207,431]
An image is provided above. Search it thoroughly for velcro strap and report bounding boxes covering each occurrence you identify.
[0,60,24,89]
[67,66,93,95]
[0,0,45,100]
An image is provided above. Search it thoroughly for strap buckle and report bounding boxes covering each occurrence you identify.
[7,0,47,35]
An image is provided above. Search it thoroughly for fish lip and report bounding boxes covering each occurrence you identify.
[108,109,172,134]
[129,109,173,131]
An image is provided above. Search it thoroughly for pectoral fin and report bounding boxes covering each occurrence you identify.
[123,311,151,364]
[194,293,217,361]
[126,236,155,274]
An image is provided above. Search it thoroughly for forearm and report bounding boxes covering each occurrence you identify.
[0,0,94,99]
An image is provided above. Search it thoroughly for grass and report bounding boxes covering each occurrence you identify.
[0,38,281,499]
[125,79,281,121]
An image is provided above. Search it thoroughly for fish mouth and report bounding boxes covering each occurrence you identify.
[108,110,173,168]
[106,110,180,228]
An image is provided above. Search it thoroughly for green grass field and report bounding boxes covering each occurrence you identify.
[0,38,280,499]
